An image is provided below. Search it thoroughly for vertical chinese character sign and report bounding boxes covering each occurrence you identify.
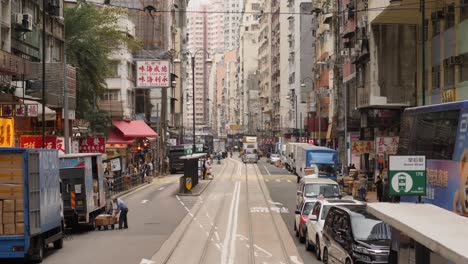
[136,60,170,88]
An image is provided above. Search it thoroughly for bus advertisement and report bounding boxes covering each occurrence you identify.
[397,100,468,216]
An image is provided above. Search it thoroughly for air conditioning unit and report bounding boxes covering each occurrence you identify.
[444,56,464,66]
[22,13,33,31]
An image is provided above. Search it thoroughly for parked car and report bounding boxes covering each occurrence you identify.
[304,199,363,260]
[294,199,315,243]
[269,154,281,164]
[296,178,341,208]
[322,205,391,264]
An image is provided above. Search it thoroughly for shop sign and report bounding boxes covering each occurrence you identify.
[20,135,57,149]
[441,88,456,103]
[78,137,105,153]
[136,60,170,88]
[375,137,399,155]
[0,118,14,147]
[0,104,38,117]
[351,140,374,154]
[389,155,426,196]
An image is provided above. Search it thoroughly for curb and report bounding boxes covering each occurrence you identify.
[176,179,212,196]
[112,176,179,199]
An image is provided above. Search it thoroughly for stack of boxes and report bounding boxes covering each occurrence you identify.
[0,154,25,235]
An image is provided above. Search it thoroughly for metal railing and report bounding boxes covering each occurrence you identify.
[105,172,150,197]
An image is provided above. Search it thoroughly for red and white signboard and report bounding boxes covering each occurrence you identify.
[137,60,170,88]
[79,137,106,154]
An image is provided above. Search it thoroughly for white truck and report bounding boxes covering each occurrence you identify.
[285,143,308,172]
[242,136,258,163]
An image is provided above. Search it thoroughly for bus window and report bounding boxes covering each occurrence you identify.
[401,109,460,160]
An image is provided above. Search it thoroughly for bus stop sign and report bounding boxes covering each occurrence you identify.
[389,155,426,196]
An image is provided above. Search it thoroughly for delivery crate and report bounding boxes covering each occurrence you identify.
[95,214,117,230]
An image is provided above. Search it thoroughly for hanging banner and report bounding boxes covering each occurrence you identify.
[78,137,106,154]
[0,118,14,147]
[136,60,170,88]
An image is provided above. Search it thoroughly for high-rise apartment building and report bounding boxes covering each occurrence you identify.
[224,0,244,50]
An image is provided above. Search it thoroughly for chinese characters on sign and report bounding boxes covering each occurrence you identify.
[389,155,426,196]
[351,140,375,155]
[0,104,38,117]
[20,136,57,149]
[375,137,399,155]
[78,137,106,154]
[136,60,170,88]
[0,118,14,147]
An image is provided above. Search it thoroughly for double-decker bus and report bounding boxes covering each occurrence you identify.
[397,100,467,216]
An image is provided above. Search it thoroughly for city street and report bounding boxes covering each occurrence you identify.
[41,175,186,264]
[150,158,303,264]
[258,160,321,264]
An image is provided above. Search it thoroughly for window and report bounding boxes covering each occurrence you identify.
[107,61,119,77]
[445,5,455,28]
[252,3,260,10]
[432,65,440,89]
[101,90,120,101]
[444,64,455,87]
[411,109,460,160]
[462,54,468,82]
[127,62,134,80]
[462,0,468,21]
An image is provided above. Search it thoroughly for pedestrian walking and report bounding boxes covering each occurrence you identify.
[375,176,384,202]
[113,198,129,229]
[359,175,368,201]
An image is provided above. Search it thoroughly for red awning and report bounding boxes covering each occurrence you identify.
[107,129,134,145]
[112,120,157,138]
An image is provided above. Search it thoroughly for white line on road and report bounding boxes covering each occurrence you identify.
[268,200,283,206]
[221,181,240,264]
[139,259,155,264]
[263,165,272,176]
[141,200,149,204]
[290,256,303,264]
[158,187,165,191]
[228,180,241,264]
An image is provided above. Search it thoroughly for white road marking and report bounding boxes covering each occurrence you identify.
[141,200,149,204]
[228,181,241,264]
[221,182,240,264]
[139,259,155,264]
[290,256,303,264]
[176,195,181,201]
[254,244,273,258]
[215,231,220,241]
[158,187,165,191]
[268,200,283,206]
[263,165,272,176]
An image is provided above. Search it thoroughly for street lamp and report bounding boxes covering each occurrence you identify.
[174,49,212,154]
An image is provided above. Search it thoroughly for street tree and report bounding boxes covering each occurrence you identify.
[64,0,141,135]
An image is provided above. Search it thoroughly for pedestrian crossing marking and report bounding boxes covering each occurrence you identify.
[287,179,292,183]
[275,179,281,183]
[265,179,270,182]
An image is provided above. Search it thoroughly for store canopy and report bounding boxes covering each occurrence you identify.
[367,203,468,264]
[112,120,157,138]
[22,99,56,121]
[107,129,134,145]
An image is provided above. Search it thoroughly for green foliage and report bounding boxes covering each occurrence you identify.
[65,0,141,134]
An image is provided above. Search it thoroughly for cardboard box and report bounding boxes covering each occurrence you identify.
[3,200,14,212]
[15,199,23,211]
[3,224,15,235]
[0,224,3,235]
[0,184,23,199]
[15,211,23,223]
[0,200,3,212]
[2,212,14,224]
[15,223,24,235]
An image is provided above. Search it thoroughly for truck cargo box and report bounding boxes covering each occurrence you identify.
[0,148,62,260]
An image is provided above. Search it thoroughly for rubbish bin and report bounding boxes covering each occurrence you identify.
[179,153,207,193]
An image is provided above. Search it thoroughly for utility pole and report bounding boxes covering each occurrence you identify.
[64,45,70,153]
[41,0,46,148]
[421,0,426,106]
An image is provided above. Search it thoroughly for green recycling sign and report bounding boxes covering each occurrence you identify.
[389,156,426,196]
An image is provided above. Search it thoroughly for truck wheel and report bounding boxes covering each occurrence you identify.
[297,176,300,183]
[32,239,44,263]
[53,238,63,249]
[111,224,115,230]
[104,225,108,230]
